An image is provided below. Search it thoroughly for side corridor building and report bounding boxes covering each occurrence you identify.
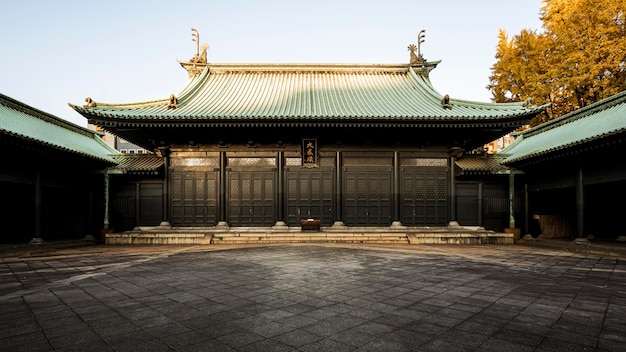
[0,93,117,243]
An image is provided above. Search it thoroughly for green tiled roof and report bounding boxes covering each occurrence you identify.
[0,93,118,163]
[71,63,547,124]
[455,154,511,175]
[500,90,626,165]
[107,154,163,174]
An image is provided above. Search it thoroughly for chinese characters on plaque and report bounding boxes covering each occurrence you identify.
[302,139,318,168]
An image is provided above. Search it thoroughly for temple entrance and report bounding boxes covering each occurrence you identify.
[171,170,218,226]
[401,166,448,226]
[343,167,393,226]
[227,168,275,226]
[167,153,455,228]
[285,166,335,226]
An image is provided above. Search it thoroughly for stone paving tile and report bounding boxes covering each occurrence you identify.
[1,243,626,351]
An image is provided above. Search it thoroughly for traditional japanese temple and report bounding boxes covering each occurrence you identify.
[67,32,548,244]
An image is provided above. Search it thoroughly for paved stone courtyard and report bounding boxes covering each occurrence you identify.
[1,243,625,351]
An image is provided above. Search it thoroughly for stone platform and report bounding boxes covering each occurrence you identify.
[104,222,514,245]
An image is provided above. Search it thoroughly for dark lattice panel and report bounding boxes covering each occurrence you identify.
[170,157,218,167]
[343,157,392,167]
[401,168,448,226]
[229,158,276,167]
[400,158,448,167]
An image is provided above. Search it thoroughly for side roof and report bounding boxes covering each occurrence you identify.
[70,62,547,125]
[0,93,118,164]
[106,154,163,175]
[500,90,626,166]
[455,154,512,175]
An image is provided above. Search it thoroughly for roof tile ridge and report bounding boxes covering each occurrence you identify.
[523,91,626,138]
[406,67,444,102]
[0,93,101,140]
[177,65,211,102]
[88,99,169,110]
[206,63,411,73]
[448,97,546,111]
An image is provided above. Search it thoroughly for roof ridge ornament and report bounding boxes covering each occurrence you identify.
[189,28,209,64]
[441,94,452,109]
[408,30,426,65]
[84,97,96,108]
[179,28,210,77]
[167,94,178,110]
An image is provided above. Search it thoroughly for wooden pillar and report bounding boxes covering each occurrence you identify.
[29,171,44,244]
[478,182,483,227]
[217,151,228,227]
[159,147,171,227]
[391,151,402,226]
[103,172,110,229]
[332,151,345,227]
[135,182,140,227]
[576,167,584,238]
[88,188,93,235]
[92,171,114,244]
[449,156,457,223]
[524,183,529,236]
[501,171,522,240]
[274,151,286,227]
[508,172,515,228]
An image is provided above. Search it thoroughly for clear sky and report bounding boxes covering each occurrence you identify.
[0,0,544,127]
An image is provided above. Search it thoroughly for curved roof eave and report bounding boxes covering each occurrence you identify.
[70,62,547,124]
[76,112,541,129]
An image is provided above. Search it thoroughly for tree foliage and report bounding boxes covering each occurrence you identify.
[488,0,626,125]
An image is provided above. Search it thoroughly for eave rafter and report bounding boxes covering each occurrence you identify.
[88,117,532,130]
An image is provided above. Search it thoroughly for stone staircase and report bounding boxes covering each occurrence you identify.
[105,223,514,245]
[210,231,410,244]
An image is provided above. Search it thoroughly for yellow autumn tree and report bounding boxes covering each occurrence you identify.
[488,0,626,124]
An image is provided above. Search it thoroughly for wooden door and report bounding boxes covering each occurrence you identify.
[344,167,392,226]
[227,169,275,226]
[285,167,334,226]
[401,168,448,226]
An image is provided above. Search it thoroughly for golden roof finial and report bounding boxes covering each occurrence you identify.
[189,28,209,64]
[191,28,199,57]
[408,29,426,65]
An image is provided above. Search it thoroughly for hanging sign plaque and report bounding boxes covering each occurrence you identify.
[302,138,318,168]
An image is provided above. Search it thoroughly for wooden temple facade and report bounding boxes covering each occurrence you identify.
[67,36,548,244]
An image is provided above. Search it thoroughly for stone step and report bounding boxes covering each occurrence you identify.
[211,232,410,244]
[211,236,410,244]
[104,226,514,245]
